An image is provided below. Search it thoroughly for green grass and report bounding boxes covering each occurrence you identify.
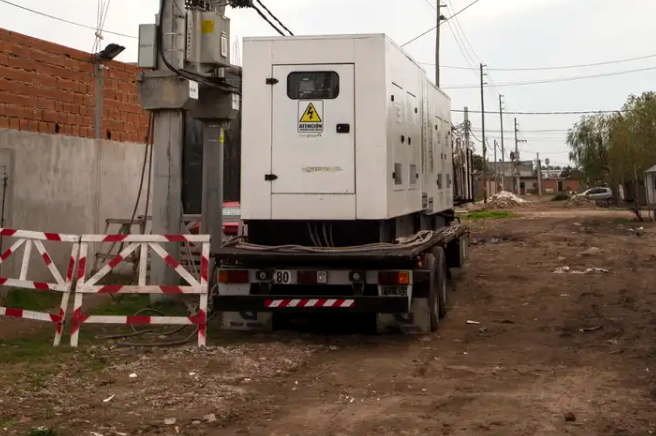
[26,427,59,436]
[94,294,190,316]
[0,336,72,364]
[610,217,633,224]
[466,211,514,220]
[1,289,62,312]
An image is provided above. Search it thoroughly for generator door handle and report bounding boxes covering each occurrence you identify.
[336,123,350,133]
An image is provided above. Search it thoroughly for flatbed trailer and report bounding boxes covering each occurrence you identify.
[214,225,468,333]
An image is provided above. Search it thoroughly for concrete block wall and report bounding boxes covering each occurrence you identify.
[0,28,149,143]
[0,128,151,283]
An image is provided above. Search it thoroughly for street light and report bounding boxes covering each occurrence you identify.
[93,43,125,140]
[95,43,126,61]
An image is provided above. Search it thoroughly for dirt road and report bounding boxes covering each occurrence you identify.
[2,209,656,436]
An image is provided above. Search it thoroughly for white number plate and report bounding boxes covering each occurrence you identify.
[273,270,292,284]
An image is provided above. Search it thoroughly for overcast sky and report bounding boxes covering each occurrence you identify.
[1,0,655,167]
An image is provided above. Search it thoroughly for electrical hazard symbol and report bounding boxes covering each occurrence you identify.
[298,102,324,133]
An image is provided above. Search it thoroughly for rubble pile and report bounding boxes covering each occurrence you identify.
[480,191,530,209]
[566,195,598,208]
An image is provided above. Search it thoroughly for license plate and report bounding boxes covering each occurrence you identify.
[223,207,240,216]
[273,270,292,284]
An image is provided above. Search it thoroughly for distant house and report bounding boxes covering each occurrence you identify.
[476,161,582,196]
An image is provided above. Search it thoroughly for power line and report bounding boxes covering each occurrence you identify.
[420,52,656,71]
[473,129,569,133]
[454,109,625,115]
[0,0,137,39]
[251,3,285,36]
[401,0,485,47]
[443,65,656,89]
[419,0,479,83]
[254,0,293,35]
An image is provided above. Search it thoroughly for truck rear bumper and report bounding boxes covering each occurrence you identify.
[216,295,409,314]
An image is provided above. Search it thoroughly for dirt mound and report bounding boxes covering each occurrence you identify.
[566,195,598,209]
[480,191,530,209]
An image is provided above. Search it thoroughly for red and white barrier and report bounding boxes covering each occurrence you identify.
[70,234,210,347]
[0,228,79,346]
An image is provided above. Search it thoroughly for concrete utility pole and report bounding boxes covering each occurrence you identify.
[514,117,519,194]
[493,139,498,193]
[435,3,446,86]
[138,0,237,292]
[480,63,487,203]
[499,94,505,190]
[464,106,471,198]
[150,0,186,287]
[537,152,543,196]
[200,124,224,253]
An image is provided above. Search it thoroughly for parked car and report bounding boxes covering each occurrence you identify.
[575,187,613,204]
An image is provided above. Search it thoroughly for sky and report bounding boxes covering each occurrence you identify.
[1,0,655,168]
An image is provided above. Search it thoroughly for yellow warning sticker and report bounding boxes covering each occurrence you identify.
[298,102,324,133]
[202,20,215,34]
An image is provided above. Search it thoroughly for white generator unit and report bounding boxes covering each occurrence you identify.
[241,34,453,222]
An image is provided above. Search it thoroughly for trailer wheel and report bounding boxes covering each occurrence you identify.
[425,253,440,332]
[433,247,448,319]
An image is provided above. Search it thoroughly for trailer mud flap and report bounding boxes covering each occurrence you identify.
[376,298,432,334]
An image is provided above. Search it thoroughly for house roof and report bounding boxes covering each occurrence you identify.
[646,164,656,173]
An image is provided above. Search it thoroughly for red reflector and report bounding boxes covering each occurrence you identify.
[297,271,317,285]
[219,270,249,284]
[378,271,410,285]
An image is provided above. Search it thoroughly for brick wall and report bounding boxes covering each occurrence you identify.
[543,179,581,193]
[0,28,149,143]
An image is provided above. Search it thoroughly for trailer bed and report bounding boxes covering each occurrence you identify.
[214,225,467,268]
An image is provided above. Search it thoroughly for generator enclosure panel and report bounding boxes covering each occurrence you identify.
[241,34,453,221]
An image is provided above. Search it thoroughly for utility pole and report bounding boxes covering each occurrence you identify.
[480,63,487,202]
[513,118,527,194]
[499,94,505,191]
[514,117,519,194]
[464,106,471,199]
[434,3,446,86]
[150,0,186,288]
[537,153,543,196]
[493,139,498,194]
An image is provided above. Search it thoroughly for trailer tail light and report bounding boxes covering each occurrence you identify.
[219,270,249,284]
[297,271,327,285]
[378,271,410,285]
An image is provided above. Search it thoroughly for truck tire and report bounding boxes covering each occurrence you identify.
[425,253,440,332]
[433,247,448,319]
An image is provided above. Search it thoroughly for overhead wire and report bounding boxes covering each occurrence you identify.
[92,0,112,54]
[443,65,656,89]
[422,0,481,88]
[401,0,485,47]
[254,0,293,35]
[453,109,626,115]
[421,52,656,71]
[251,3,286,36]
[0,0,137,39]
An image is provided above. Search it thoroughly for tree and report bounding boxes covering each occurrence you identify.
[472,154,484,172]
[567,91,656,199]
